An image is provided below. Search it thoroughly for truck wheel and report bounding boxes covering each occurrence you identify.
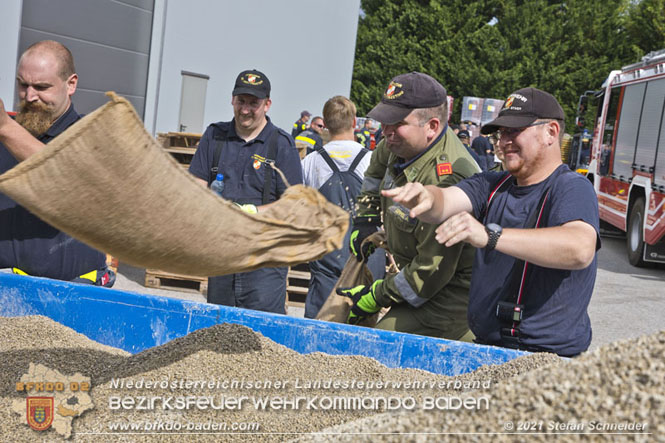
[627,197,646,267]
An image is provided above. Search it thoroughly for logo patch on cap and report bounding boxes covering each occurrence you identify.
[504,96,515,109]
[436,162,452,176]
[242,74,263,85]
[384,81,404,100]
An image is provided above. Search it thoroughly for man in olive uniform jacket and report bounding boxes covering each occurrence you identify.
[340,72,480,340]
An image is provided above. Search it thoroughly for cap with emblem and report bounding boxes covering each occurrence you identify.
[481,87,564,134]
[367,72,447,125]
[232,69,271,99]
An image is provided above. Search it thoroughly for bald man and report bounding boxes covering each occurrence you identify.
[0,40,114,286]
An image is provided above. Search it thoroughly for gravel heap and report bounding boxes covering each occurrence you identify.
[296,331,665,442]
[0,316,662,442]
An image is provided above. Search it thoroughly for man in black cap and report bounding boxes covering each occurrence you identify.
[292,110,311,138]
[338,72,480,340]
[457,129,484,170]
[189,69,302,314]
[383,87,600,356]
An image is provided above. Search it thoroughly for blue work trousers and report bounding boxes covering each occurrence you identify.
[207,267,287,314]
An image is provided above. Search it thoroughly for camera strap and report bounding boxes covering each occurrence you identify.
[485,166,569,346]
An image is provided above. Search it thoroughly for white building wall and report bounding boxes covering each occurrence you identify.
[1,0,360,134]
[0,2,23,111]
[149,0,360,134]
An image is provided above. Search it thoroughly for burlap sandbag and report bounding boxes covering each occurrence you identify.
[316,231,390,326]
[0,93,348,276]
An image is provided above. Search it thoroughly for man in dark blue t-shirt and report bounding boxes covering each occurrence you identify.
[189,69,303,314]
[383,87,599,356]
[0,40,112,286]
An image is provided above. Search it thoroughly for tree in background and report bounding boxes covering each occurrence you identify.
[352,0,650,131]
[625,0,665,55]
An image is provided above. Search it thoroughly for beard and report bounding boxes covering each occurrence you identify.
[14,100,57,137]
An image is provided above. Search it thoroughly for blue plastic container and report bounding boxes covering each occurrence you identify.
[0,273,525,376]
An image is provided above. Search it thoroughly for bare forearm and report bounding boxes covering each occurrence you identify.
[493,222,597,270]
[382,183,472,224]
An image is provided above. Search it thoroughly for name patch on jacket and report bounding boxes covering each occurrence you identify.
[436,162,452,176]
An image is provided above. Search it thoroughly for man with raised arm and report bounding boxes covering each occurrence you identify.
[383,87,600,356]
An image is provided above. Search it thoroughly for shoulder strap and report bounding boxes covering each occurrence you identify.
[496,166,572,346]
[262,129,280,205]
[316,148,340,173]
[209,125,228,185]
[348,149,369,174]
[484,173,513,221]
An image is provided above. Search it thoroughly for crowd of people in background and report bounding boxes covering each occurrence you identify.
[0,40,599,358]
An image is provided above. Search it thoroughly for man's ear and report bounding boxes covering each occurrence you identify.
[427,117,440,138]
[545,120,560,146]
[66,74,78,97]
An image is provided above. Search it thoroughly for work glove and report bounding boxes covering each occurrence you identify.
[233,203,258,214]
[336,280,383,325]
[349,216,380,262]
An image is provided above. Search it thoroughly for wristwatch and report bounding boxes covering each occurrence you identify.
[485,223,503,251]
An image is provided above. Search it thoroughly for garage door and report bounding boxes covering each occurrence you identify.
[19,0,154,118]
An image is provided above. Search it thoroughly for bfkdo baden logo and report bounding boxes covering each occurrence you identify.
[26,397,54,431]
[13,363,94,439]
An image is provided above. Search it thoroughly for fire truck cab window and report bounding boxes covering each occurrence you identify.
[656,92,665,188]
[600,88,621,176]
[634,78,665,172]
[613,83,646,179]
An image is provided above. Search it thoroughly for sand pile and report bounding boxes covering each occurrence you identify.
[0,316,661,442]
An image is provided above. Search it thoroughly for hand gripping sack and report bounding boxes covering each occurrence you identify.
[0,93,349,276]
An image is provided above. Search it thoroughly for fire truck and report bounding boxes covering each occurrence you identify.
[577,49,665,266]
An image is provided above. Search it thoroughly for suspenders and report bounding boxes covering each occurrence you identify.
[209,126,279,205]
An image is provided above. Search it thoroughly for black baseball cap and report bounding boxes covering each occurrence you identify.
[481,87,564,134]
[458,129,470,139]
[232,69,271,99]
[367,72,447,125]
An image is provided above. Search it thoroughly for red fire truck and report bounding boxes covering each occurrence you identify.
[578,49,665,266]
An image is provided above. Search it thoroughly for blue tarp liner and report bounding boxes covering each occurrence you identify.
[0,273,526,376]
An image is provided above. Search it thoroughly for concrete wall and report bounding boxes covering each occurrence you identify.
[18,0,154,117]
[149,0,360,134]
[0,1,23,111]
[1,0,361,134]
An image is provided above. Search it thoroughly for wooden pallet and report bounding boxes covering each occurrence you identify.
[145,269,208,295]
[286,264,310,308]
[157,131,202,148]
[157,132,202,167]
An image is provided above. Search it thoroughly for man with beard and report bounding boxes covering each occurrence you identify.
[0,40,113,286]
[382,87,600,356]
[339,72,480,340]
[188,69,302,314]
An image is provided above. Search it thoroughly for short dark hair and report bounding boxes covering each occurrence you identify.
[413,101,448,126]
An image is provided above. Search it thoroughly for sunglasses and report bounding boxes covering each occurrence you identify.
[313,123,325,128]
[496,121,550,139]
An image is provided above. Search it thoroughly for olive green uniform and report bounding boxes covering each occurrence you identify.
[357,130,480,339]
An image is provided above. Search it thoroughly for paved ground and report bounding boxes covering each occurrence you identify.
[110,233,664,351]
[587,235,665,350]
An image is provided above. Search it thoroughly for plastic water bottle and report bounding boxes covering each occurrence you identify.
[211,173,224,197]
